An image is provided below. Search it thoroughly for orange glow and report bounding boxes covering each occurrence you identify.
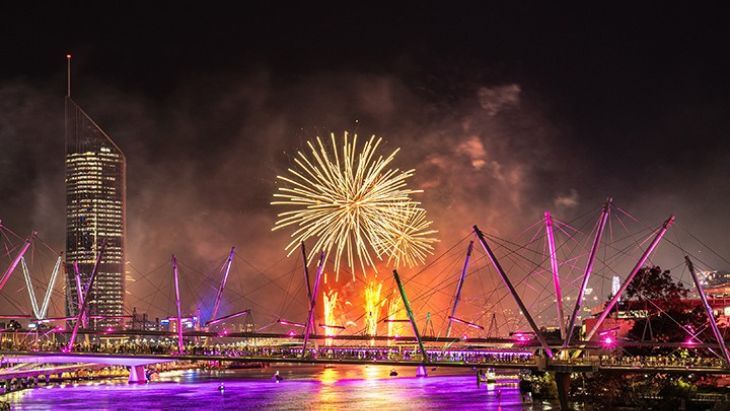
[364,279,384,345]
[387,295,403,346]
[323,288,338,346]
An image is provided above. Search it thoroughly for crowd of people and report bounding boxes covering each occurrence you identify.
[596,353,726,369]
[1,336,727,370]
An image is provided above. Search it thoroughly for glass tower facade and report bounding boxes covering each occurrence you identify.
[65,97,126,329]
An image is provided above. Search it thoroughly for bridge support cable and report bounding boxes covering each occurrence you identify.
[301,242,313,305]
[544,212,566,340]
[0,232,36,292]
[301,251,325,357]
[171,255,184,353]
[565,199,611,347]
[582,215,675,346]
[686,255,730,366]
[210,247,236,325]
[42,255,62,318]
[445,240,474,338]
[301,242,314,330]
[72,261,88,328]
[486,313,498,338]
[473,225,554,358]
[21,258,40,319]
[67,240,107,352]
[206,309,251,327]
[393,269,430,364]
[447,316,484,330]
[20,254,62,320]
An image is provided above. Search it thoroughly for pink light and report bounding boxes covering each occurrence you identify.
[600,334,616,349]
[288,330,296,337]
[462,334,468,341]
[319,323,346,330]
[684,338,697,347]
[448,316,485,330]
[278,319,305,328]
[106,327,114,333]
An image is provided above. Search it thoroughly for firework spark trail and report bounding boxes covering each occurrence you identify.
[387,295,403,346]
[371,204,439,268]
[272,131,437,279]
[364,279,384,345]
[322,289,338,346]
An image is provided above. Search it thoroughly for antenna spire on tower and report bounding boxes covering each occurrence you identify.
[66,53,72,97]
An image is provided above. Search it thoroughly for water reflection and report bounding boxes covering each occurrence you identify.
[8,365,550,410]
[320,367,339,385]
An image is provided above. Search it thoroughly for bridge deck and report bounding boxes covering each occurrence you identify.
[3,351,730,375]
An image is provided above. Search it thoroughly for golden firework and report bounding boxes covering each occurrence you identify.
[272,131,436,278]
[322,289,338,346]
[364,279,385,344]
[371,204,438,268]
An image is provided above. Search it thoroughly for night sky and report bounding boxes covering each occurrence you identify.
[1,3,729,327]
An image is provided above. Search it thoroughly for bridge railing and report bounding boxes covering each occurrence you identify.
[3,338,729,372]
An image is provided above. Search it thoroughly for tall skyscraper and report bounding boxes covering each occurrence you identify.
[65,84,126,329]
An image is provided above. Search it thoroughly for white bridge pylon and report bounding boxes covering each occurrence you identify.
[20,255,62,320]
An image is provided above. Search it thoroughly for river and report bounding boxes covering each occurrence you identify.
[5,365,559,410]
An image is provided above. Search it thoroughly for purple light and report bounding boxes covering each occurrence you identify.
[600,334,616,349]
[288,330,296,337]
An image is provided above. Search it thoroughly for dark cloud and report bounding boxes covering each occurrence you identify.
[1,4,730,334]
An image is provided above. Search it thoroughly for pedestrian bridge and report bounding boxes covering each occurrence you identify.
[3,349,730,385]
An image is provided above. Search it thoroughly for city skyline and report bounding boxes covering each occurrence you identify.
[2,5,730,409]
[0,3,729,325]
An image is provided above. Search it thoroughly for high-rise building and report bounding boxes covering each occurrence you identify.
[612,275,620,298]
[65,94,126,329]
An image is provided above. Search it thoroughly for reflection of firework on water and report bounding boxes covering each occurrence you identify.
[371,204,438,268]
[387,296,403,346]
[364,279,385,343]
[322,289,338,346]
[272,131,437,279]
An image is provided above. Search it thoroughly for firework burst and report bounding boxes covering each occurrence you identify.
[272,131,437,278]
[371,204,438,268]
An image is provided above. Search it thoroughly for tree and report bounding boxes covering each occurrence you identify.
[570,267,711,407]
[622,266,705,346]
